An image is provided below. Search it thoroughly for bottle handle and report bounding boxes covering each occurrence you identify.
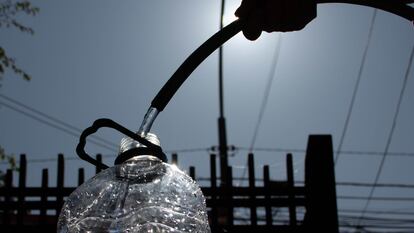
[76,118,166,170]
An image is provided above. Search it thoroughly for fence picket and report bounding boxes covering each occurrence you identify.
[17,154,27,225]
[210,154,218,230]
[171,153,178,165]
[287,153,297,226]
[3,169,13,225]
[263,165,272,226]
[95,154,102,174]
[56,154,64,217]
[40,169,48,224]
[78,168,84,186]
[248,153,257,225]
[227,166,234,226]
[0,136,338,233]
[189,166,195,180]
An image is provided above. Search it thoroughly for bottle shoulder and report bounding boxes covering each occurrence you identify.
[58,161,210,233]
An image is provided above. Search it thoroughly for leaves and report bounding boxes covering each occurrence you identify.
[0,0,37,82]
[0,46,32,81]
[1,0,38,33]
[0,145,18,171]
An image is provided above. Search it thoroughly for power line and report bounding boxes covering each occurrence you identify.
[275,209,414,231]
[275,207,414,218]
[296,180,414,189]
[249,34,282,152]
[0,94,119,149]
[359,35,414,225]
[335,9,377,165]
[165,147,211,154]
[0,154,118,165]
[0,100,117,153]
[7,146,414,165]
[340,215,414,225]
[339,195,414,202]
[238,35,283,187]
[0,147,210,164]
[340,209,414,216]
[237,146,414,157]
[335,181,414,188]
[187,176,414,190]
[334,150,414,157]
[0,95,214,157]
[231,215,414,230]
[261,208,414,231]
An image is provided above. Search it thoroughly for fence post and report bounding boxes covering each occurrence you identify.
[17,154,27,225]
[171,153,178,165]
[248,153,257,225]
[210,154,218,230]
[96,154,102,174]
[226,166,233,226]
[304,135,339,233]
[189,166,195,180]
[263,165,272,226]
[41,169,48,224]
[3,169,13,225]
[56,154,64,218]
[286,153,297,226]
[78,168,85,186]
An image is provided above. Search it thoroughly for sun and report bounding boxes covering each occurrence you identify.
[221,1,239,27]
[222,10,238,26]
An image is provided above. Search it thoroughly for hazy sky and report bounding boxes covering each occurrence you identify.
[1,1,413,231]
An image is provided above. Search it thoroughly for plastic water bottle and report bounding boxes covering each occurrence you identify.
[58,133,211,233]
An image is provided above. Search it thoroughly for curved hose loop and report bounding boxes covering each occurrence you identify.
[151,0,413,113]
[76,118,166,170]
[78,1,413,168]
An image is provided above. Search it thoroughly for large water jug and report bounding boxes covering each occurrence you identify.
[58,133,211,233]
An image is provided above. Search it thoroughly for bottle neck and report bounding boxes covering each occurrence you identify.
[125,155,161,163]
[116,155,165,183]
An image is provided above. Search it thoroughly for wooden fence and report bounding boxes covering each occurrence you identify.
[0,135,339,233]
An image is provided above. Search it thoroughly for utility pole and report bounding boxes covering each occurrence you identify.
[215,1,233,227]
[218,0,229,187]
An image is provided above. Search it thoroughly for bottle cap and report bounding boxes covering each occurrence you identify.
[115,133,167,164]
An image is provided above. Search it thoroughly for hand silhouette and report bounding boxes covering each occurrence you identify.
[235,0,317,40]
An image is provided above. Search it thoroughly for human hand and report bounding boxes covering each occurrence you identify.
[235,0,317,40]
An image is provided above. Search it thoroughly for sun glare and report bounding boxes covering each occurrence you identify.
[222,11,238,26]
[221,1,239,26]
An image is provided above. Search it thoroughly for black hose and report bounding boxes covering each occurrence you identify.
[150,1,413,112]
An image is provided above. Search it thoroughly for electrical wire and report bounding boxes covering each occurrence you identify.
[0,94,119,149]
[339,195,414,202]
[249,34,283,152]
[0,100,117,153]
[275,207,414,218]
[189,176,414,190]
[273,208,414,231]
[335,9,377,165]
[164,147,211,154]
[237,35,283,187]
[358,38,414,226]
[340,215,414,225]
[237,146,414,157]
[218,0,225,117]
[339,209,414,216]
[333,181,414,188]
[0,147,210,164]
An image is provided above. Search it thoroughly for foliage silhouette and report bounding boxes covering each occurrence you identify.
[0,0,39,83]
